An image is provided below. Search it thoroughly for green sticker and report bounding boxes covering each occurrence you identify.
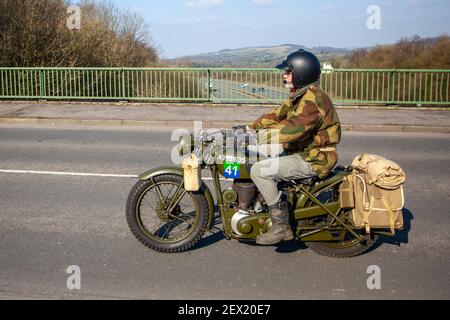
[224,162,240,179]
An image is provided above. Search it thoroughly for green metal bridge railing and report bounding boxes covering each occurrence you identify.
[0,67,449,105]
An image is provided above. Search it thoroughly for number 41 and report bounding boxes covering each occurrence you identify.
[225,165,238,176]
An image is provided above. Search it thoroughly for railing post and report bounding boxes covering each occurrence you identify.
[121,67,125,99]
[39,67,46,98]
[207,69,211,102]
[390,68,396,104]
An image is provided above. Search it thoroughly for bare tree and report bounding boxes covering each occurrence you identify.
[337,35,450,69]
[0,0,159,67]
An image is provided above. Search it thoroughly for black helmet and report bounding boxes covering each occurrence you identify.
[276,49,321,88]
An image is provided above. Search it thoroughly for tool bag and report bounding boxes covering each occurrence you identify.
[339,153,406,234]
[181,153,201,192]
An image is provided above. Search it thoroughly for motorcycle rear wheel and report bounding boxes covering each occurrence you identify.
[302,222,378,258]
[299,184,379,258]
[126,174,209,253]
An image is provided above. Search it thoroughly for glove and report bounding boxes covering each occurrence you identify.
[231,125,248,133]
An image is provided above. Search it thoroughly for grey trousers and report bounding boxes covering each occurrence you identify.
[250,153,316,206]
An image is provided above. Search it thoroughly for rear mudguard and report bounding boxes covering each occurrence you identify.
[138,166,215,230]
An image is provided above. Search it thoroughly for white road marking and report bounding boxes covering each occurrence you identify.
[0,169,230,181]
[0,169,138,178]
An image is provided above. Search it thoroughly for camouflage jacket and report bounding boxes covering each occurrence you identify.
[250,85,341,178]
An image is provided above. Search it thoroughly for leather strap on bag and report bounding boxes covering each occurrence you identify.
[356,174,372,233]
[380,196,399,235]
[356,175,370,211]
[364,195,375,234]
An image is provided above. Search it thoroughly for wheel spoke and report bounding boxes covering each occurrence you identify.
[161,224,171,239]
[167,183,176,199]
[167,190,187,213]
[142,196,158,212]
[151,178,165,204]
[167,211,195,225]
[166,182,185,213]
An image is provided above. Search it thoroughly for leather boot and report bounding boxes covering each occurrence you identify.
[256,201,294,245]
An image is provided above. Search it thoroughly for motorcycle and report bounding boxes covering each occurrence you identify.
[125,126,383,258]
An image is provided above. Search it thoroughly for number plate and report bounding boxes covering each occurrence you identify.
[224,162,241,179]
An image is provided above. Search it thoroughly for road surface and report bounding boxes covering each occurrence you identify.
[0,124,449,299]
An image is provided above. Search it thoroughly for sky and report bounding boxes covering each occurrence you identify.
[106,0,450,58]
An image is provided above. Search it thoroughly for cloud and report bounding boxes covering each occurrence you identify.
[250,0,273,5]
[186,0,224,8]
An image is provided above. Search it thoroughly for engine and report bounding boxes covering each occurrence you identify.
[222,180,267,236]
[233,181,257,211]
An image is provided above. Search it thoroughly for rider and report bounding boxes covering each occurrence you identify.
[249,49,342,245]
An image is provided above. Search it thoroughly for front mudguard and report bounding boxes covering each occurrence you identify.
[138,166,215,231]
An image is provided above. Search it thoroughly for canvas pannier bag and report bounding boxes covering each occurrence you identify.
[339,153,406,234]
[339,174,355,209]
[351,153,406,190]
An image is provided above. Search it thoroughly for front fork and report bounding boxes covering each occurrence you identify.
[209,165,234,238]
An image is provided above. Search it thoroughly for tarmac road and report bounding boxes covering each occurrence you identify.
[0,124,449,300]
[208,78,287,103]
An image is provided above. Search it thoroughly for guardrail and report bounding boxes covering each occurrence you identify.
[0,67,448,105]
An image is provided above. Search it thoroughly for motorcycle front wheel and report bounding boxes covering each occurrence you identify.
[126,174,209,253]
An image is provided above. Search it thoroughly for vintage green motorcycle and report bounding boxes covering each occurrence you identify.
[126,127,381,258]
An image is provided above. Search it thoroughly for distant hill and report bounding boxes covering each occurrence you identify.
[336,35,450,69]
[166,44,349,68]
